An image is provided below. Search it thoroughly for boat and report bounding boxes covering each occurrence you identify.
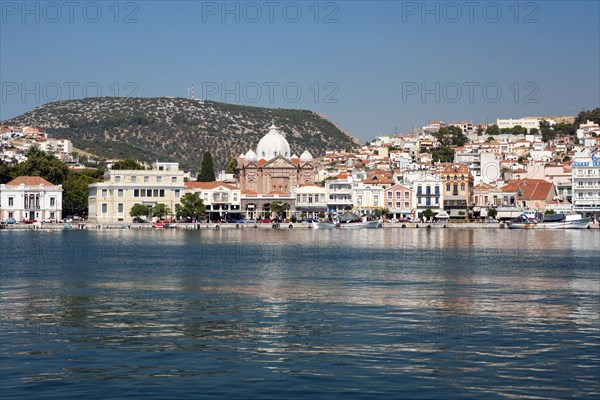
[152,222,165,229]
[507,213,590,229]
[312,212,382,229]
[506,214,537,229]
[63,223,72,230]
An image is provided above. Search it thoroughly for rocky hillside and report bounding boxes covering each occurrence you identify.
[5,97,360,171]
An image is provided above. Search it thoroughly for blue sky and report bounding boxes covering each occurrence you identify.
[1,1,599,141]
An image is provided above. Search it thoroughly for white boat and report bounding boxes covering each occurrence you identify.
[312,219,382,229]
[508,213,590,229]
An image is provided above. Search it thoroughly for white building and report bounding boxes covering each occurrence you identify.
[411,173,444,218]
[0,176,63,222]
[88,162,185,223]
[326,175,354,212]
[184,181,242,221]
[295,184,327,219]
[571,151,600,216]
[497,118,553,133]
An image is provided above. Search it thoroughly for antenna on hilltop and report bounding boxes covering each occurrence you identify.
[188,83,195,100]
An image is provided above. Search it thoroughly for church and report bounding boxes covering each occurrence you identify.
[236,124,317,219]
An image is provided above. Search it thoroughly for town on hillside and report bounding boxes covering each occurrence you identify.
[1,114,599,225]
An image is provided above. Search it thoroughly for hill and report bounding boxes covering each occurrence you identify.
[4,97,360,171]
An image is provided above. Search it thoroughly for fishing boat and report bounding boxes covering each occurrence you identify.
[506,214,537,229]
[312,212,382,229]
[152,222,165,229]
[507,213,590,229]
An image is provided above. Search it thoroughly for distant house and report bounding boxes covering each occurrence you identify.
[0,176,63,222]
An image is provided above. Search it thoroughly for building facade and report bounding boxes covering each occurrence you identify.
[384,184,413,219]
[184,181,242,221]
[440,164,474,218]
[411,173,443,218]
[0,176,63,222]
[88,162,185,223]
[571,151,600,216]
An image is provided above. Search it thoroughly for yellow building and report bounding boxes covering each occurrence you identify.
[440,164,474,218]
[88,162,185,223]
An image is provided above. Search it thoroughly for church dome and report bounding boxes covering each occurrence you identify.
[256,124,290,161]
[300,150,313,162]
[244,149,257,161]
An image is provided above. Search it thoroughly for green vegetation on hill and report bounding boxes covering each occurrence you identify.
[5,97,360,171]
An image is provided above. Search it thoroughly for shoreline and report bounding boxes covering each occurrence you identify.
[2,222,599,230]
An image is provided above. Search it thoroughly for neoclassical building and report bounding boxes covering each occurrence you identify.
[236,124,318,219]
[237,124,316,193]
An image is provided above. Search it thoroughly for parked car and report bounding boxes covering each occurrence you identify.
[258,219,271,223]
[132,217,148,223]
[21,219,37,224]
[397,217,409,223]
[6,218,16,224]
[243,219,257,223]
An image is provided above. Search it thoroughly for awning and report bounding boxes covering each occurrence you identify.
[449,209,466,217]
[436,210,449,219]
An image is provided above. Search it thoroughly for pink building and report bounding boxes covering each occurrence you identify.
[384,184,413,220]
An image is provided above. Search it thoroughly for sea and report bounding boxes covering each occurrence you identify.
[1,228,599,399]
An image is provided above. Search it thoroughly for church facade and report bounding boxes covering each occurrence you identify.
[236,124,317,219]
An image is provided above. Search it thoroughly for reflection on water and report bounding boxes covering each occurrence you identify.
[1,229,599,399]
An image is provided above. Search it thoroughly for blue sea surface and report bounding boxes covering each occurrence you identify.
[1,228,599,399]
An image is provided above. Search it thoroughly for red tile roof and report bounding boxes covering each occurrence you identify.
[501,179,554,200]
[6,176,54,186]
[185,181,239,190]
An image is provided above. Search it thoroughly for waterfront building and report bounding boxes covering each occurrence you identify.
[240,189,296,220]
[571,150,600,217]
[294,183,327,220]
[184,181,242,221]
[325,175,354,212]
[0,176,63,222]
[88,162,185,223]
[384,184,413,219]
[411,173,443,218]
[440,164,474,218]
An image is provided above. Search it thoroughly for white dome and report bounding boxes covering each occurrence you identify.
[244,149,257,161]
[256,124,290,161]
[300,150,313,162]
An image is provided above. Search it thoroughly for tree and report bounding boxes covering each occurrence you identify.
[12,146,69,184]
[434,126,467,147]
[177,193,205,219]
[111,158,145,170]
[130,204,150,217]
[270,201,290,221]
[151,204,171,220]
[225,157,238,174]
[197,151,216,182]
[0,160,12,184]
[423,209,435,220]
[530,128,540,135]
[485,136,495,142]
[544,209,555,215]
[540,120,555,142]
[431,146,455,163]
[62,170,103,216]
[574,107,600,127]
[486,124,500,135]
[487,208,498,219]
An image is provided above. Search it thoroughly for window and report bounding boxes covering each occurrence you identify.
[404,192,409,199]
[417,186,422,195]
[131,176,137,183]
[175,189,180,198]
[396,191,401,199]
[134,189,139,197]
[153,189,159,197]
[461,184,465,191]
[404,201,410,208]
[101,203,108,214]
[115,175,121,183]
[8,197,14,206]
[308,195,313,203]
[102,189,108,197]
[118,189,124,197]
[374,195,379,206]
[302,194,307,203]
[159,189,165,197]
[118,203,124,214]
[395,201,401,208]
[233,193,238,201]
[144,176,149,183]
[446,184,450,192]
[157,176,162,183]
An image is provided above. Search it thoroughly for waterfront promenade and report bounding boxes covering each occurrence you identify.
[3,221,599,230]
